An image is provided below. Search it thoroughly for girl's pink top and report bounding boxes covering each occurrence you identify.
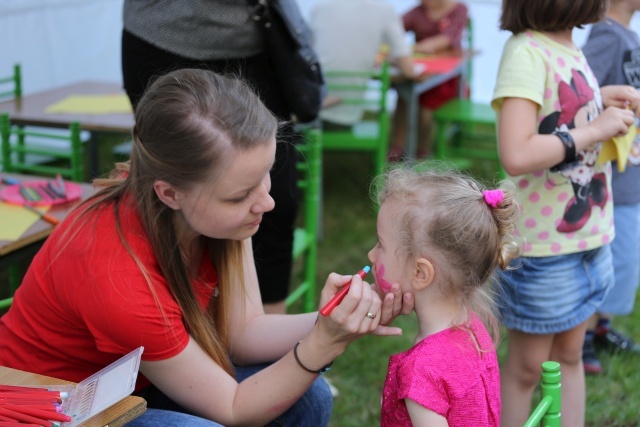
[380,313,501,426]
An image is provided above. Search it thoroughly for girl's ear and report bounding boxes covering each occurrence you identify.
[153,180,181,210]
[413,257,435,291]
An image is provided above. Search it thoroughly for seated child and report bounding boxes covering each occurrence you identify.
[389,0,468,160]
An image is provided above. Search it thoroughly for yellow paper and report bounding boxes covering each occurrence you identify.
[45,94,133,114]
[598,138,618,165]
[0,203,48,240]
[598,124,637,172]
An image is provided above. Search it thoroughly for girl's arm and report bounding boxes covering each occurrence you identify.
[498,97,635,176]
[406,399,449,427]
[226,239,316,364]
[139,337,321,427]
[228,239,407,364]
[231,282,408,365]
[414,34,453,55]
[139,272,381,426]
[394,55,421,79]
[139,240,385,426]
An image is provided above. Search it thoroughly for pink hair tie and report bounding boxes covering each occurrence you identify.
[483,189,504,208]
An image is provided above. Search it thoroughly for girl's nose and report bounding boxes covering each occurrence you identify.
[252,183,275,214]
[367,247,376,264]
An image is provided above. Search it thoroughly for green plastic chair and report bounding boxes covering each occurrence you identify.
[1,113,85,182]
[0,64,24,312]
[285,126,322,312]
[0,64,22,100]
[0,266,20,313]
[523,361,562,427]
[0,64,22,168]
[0,251,28,313]
[0,298,12,311]
[432,20,505,179]
[321,62,391,178]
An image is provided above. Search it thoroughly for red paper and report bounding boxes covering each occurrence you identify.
[413,56,462,74]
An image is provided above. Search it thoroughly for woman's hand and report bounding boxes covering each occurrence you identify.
[376,283,414,336]
[320,272,414,337]
[314,273,383,347]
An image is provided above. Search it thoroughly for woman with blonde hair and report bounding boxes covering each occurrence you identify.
[0,69,412,426]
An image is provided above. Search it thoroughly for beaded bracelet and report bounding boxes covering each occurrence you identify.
[293,341,333,374]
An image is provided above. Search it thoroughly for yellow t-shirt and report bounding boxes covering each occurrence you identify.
[492,31,614,256]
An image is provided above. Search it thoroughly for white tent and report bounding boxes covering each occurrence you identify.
[2,0,638,104]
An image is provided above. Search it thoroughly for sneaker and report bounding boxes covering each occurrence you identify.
[594,327,640,355]
[583,336,602,374]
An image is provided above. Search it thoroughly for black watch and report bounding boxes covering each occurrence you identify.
[550,130,577,172]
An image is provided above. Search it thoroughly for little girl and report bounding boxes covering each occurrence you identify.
[492,0,639,425]
[369,166,519,427]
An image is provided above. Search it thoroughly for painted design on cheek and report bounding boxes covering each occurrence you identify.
[375,263,394,293]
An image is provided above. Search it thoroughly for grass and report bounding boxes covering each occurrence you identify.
[293,151,640,427]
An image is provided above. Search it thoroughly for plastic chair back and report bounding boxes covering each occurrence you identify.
[1,113,85,182]
[0,297,13,312]
[523,361,562,427]
[432,18,504,180]
[0,64,22,100]
[285,126,322,312]
[320,62,391,178]
[1,259,25,313]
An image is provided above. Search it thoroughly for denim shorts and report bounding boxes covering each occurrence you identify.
[497,245,613,334]
[600,203,640,315]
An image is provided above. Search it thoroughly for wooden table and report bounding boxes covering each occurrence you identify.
[0,366,146,427]
[0,81,134,177]
[393,52,471,158]
[0,173,95,256]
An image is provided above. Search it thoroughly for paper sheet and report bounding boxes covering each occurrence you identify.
[598,124,637,172]
[0,203,48,240]
[412,56,462,74]
[45,94,133,114]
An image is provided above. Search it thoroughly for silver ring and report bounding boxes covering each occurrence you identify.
[366,312,376,319]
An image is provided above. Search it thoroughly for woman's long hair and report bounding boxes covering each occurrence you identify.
[62,69,278,374]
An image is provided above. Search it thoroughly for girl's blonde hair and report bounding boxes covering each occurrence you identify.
[373,165,520,342]
[63,69,278,374]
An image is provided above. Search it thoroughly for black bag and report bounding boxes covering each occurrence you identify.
[250,0,325,123]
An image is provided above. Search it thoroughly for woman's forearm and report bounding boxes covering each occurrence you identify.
[230,311,318,364]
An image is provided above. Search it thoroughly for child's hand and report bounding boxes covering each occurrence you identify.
[587,106,635,144]
[600,85,640,111]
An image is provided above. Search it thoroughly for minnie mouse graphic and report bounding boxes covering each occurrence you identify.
[539,68,608,233]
